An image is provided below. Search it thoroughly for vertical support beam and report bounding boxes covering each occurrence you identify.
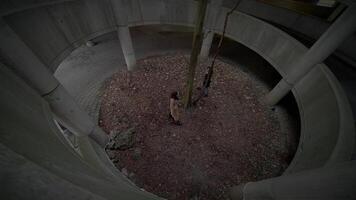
[200,31,215,60]
[0,64,116,179]
[109,0,136,71]
[0,19,108,147]
[199,0,223,60]
[184,0,209,108]
[117,25,136,71]
[265,4,356,105]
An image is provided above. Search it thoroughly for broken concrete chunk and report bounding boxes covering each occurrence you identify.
[106,127,136,150]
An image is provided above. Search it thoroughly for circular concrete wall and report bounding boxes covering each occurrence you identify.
[0,0,354,198]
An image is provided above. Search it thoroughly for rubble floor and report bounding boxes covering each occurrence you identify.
[99,54,297,200]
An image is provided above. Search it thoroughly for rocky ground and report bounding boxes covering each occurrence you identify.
[99,54,296,200]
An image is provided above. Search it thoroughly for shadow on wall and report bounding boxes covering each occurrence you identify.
[212,35,282,87]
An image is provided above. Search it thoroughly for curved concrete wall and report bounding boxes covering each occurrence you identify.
[223,0,356,69]
[0,65,161,200]
[211,8,355,173]
[0,0,354,198]
[3,0,117,71]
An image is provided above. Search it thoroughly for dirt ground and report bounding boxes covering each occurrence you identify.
[99,54,295,200]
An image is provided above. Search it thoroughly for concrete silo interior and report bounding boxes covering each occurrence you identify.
[0,0,356,200]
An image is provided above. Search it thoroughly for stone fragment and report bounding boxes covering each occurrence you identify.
[106,127,136,150]
[121,168,128,176]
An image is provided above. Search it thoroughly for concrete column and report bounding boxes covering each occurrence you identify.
[200,31,215,60]
[109,0,136,70]
[45,85,108,146]
[265,4,356,105]
[118,26,136,71]
[0,65,119,179]
[230,161,356,200]
[0,19,108,147]
[199,0,223,60]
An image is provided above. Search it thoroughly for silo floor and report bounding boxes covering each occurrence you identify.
[99,54,297,200]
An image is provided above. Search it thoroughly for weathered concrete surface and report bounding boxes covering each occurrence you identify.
[0,64,161,200]
[2,0,354,175]
[0,143,107,200]
[2,0,356,70]
[0,0,355,199]
[231,160,356,200]
[265,4,356,105]
[55,26,192,122]
[0,19,108,147]
[117,26,136,70]
[199,0,222,60]
[223,0,356,69]
[213,8,355,172]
